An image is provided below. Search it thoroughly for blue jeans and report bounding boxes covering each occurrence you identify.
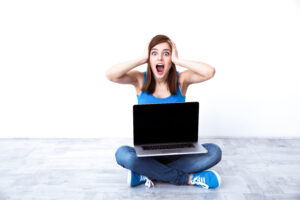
[115,143,222,185]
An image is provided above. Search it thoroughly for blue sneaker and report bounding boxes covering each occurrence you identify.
[127,171,154,188]
[191,170,221,189]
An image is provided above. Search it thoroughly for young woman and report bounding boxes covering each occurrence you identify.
[106,35,222,189]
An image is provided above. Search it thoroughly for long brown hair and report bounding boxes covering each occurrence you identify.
[142,34,178,95]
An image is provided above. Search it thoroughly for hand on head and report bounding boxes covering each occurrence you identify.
[168,40,179,63]
[143,41,151,63]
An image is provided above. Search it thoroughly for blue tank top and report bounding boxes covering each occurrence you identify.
[137,72,186,104]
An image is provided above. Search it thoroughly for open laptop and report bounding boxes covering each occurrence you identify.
[133,102,208,157]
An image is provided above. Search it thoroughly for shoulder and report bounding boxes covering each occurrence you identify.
[178,71,188,96]
[128,70,144,91]
[126,70,143,81]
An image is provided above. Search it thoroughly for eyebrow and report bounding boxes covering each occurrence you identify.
[151,48,171,51]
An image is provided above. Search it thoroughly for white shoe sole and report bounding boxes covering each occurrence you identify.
[127,170,132,186]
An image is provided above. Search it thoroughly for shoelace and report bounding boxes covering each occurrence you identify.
[134,173,154,188]
[144,177,154,188]
[191,176,209,189]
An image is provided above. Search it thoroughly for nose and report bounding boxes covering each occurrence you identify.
[157,53,163,60]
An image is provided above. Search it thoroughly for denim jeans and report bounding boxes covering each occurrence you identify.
[115,143,222,185]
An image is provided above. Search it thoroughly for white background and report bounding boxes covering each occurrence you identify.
[0,0,300,138]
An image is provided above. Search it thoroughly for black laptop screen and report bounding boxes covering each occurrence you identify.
[133,102,199,145]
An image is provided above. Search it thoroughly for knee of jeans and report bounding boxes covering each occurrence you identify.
[204,143,222,162]
[115,145,138,169]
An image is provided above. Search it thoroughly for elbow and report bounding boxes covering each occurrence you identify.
[105,70,114,82]
[208,66,216,79]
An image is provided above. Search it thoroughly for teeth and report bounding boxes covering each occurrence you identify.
[157,64,164,66]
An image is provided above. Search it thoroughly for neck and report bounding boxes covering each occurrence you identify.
[155,78,167,85]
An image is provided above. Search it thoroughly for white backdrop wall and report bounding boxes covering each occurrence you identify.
[0,0,300,138]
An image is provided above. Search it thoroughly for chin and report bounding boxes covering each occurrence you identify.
[154,71,167,80]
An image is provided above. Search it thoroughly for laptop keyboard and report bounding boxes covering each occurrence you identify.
[142,143,195,150]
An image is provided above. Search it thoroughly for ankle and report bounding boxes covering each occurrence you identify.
[188,174,193,185]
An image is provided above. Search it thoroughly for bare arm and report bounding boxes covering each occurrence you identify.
[168,40,215,86]
[106,42,149,85]
[105,57,147,85]
[175,59,215,85]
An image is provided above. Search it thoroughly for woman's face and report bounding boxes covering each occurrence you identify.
[149,42,172,80]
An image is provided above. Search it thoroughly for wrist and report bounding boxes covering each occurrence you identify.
[172,58,180,65]
[141,57,148,64]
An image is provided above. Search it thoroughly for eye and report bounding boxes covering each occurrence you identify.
[164,52,169,56]
[151,51,157,56]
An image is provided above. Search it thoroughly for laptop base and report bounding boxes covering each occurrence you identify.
[134,142,208,157]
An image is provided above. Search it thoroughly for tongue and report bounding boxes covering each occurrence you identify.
[157,66,164,72]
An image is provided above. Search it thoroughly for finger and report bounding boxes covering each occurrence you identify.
[171,41,176,48]
[168,39,174,46]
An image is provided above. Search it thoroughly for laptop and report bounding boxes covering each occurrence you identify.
[133,102,208,157]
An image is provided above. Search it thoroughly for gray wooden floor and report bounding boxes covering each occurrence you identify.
[0,138,299,200]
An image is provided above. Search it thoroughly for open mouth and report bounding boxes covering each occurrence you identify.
[156,64,164,75]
